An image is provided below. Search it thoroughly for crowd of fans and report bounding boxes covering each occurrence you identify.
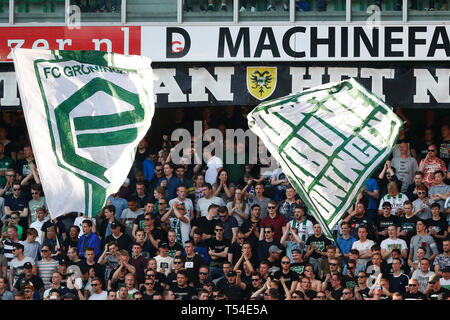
[0,106,449,301]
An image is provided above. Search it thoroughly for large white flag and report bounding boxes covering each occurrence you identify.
[248,78,403,239]
[13,48,155,219]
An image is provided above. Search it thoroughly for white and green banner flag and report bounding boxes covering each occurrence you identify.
[13,48,155,219]
[248,78,403,239]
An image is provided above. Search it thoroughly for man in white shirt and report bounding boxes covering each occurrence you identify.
[204,150,223,185]
[29,208,48,245]
[169,185,194,221]
[351,226,375,267]
[196,183,225,218]
[88,277,108,300]
[154,242,174,276]
[381,225,408,264]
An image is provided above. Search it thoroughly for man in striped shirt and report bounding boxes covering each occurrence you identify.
[0,224,20,268]
[36,244,59,289]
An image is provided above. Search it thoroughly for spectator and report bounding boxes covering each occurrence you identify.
[227,188,249,227]
[172,270,197,300]
[398,201,419,245]
[428,170,449,210]
[243,182,270,220]
[337,221,357,264]
[375,202,399,242]
[304,223,332,276]
[207,222,230,280]
[213,169,235,204]
[433,239,450,276]
[411,258,435,293]
[260,200,286,242]
[20,228,40,261]
[29,208,48,245]
[277,185,298,222]
[77,219,101,261]
[9,244,36,289]
[378,182,409,216]
[104,221,133,251]
[217,206,239,243]
[1,225,21,267]
[88,277,108,300]
[161,202,191,247]
[106,192,128,222]
[0,276,13,300]
[280,223,303,262]
[158,163,182,201]
[37,244,59,290]
[196,184,224,218]
[4,181,29,236]
[408,219,439,264]
[391,142,419,194]
[286,204,313,246]
[378,160,402,196]
[406,171,428,202]
[404,278,426,300]
[424,274,450,300]
[351,226,375,267]
[344,202,376,241]
[380,225,408,264]
[169,185,194,222]
[121,197,144,236]
[426,203,448,252]
[28,184,46,225]
[387,258,409,295]
[418,144,447,188]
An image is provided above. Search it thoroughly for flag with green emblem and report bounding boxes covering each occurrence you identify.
[13,48,155,219]
[247,78,403,239]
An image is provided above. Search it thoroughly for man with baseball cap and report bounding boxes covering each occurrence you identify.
[14,262,44,299]
[267,245,282,275]
[424,274,450,300]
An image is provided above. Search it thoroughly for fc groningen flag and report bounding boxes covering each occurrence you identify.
[13,48,155,219]
[248,78,403,239]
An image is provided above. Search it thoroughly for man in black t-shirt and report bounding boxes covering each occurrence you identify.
[404,278,427,300]
[273,255,300,297]
[376,202,399,242]
[424,274,450,300]
[206,222,230,280]
[304,223,332,276]
[171,270,197,300]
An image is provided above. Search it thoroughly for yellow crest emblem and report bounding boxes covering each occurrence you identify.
[247,67,277,101]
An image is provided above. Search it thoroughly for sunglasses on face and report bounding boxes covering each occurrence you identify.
[13,188,20,191]
[428,149,436,152]
[199,272,208,275]
[92,283,100,287]
[417,192,426,195]
[252,278,260,281]
[144,218,151,221]
[215,229,223,232]
[41,249,49,252]
[281,261,290,264]
[174,261,183,264]
[146,274,155,277]
[31,192,39,195]
[316,296,326,299]
[6,174,15,177]
[159,202,166,205]
[408,284,417,287]
[268,206,276,209]
[330,263,337,266]
[264,231,272,234]
[358,275,367,278]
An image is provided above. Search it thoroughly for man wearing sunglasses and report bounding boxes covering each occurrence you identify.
[404,278,426,300]
[0,168,15,199]
[419,144,447,188]
[260,200,286,241]
[4,182,29,238]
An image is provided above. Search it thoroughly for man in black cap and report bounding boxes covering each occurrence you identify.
[14,263,44,299]
[104,221,133,251]
[58,258,71,288]
[216,270,245,300]
[424,274,450,300]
